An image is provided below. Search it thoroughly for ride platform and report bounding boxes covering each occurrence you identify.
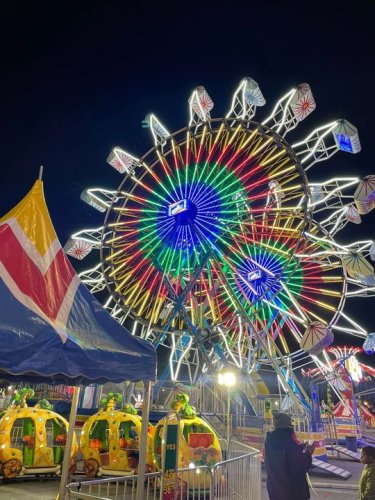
[326,445,361,461]
[311,457,352,479]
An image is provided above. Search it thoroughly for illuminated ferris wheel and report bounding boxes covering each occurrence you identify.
[66,78,375,391]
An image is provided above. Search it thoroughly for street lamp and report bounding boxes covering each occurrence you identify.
[218,370,236,455]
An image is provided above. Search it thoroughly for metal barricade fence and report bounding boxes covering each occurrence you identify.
[67,444,261,500]
[211,448,261,500]
[68,471,162,500]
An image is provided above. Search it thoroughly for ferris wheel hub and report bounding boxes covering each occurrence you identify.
[168,199,198,225]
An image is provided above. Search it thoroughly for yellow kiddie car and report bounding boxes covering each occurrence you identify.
[153,394,222,489]
[0,389,77,478]
[80,394,154,477]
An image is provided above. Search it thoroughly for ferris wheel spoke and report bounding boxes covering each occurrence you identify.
[263,295,305,325]
[204,123,226,164]
[171,141,188,192]
[215,125,242,165]
[280,282,308,321]
[155,150,183,201]
[114,190,164,209]
[194,125,209,164]
[142,162,176,200]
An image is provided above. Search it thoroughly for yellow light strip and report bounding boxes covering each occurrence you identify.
[260,149,286,167]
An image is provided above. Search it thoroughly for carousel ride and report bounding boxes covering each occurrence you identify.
[65,77,375,421]
[0,388,77,479]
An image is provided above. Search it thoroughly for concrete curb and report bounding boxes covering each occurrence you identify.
[262,478,358,490]
[311,482,357,490]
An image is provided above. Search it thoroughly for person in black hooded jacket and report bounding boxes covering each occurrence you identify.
[264,411,315,500]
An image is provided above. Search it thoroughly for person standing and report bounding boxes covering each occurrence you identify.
[359,445,375,499]
[264,411,315,500]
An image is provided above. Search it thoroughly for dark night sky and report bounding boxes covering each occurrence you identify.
[1,0,374,367]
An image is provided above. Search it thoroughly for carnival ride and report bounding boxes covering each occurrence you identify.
[303,346,375,435]
[0,388,77,479]
[80,393,154,478]
[303,346,375,386]
[79,389,222,482]
[298,345,375,470]
[153,393,221,489]
[65,77,375,418]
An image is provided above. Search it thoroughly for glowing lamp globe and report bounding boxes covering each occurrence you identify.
[218,371,236,388]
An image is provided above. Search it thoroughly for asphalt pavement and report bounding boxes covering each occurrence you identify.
[0,459,362,500]
[0,441,370,499]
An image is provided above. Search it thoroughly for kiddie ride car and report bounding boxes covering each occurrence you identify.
[80,393,154,477]
[153,393,222,491]
[0,388,77,478]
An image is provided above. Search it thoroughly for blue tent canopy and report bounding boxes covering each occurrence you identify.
[0,180,157,384]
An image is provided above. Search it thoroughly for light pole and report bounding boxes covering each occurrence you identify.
[218,370,236,455]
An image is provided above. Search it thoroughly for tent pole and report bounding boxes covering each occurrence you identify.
[58,386,81,500]
[137,381,152,500]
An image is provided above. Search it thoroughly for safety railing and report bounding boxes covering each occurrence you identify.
[197,382,228,419]
[67,441,261,500]
[233,407,309,434]
[250,394,310,430]
[68,471,162,500]
[198,383,247,441]
[213,449,261,500]
[322,414,339,445]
